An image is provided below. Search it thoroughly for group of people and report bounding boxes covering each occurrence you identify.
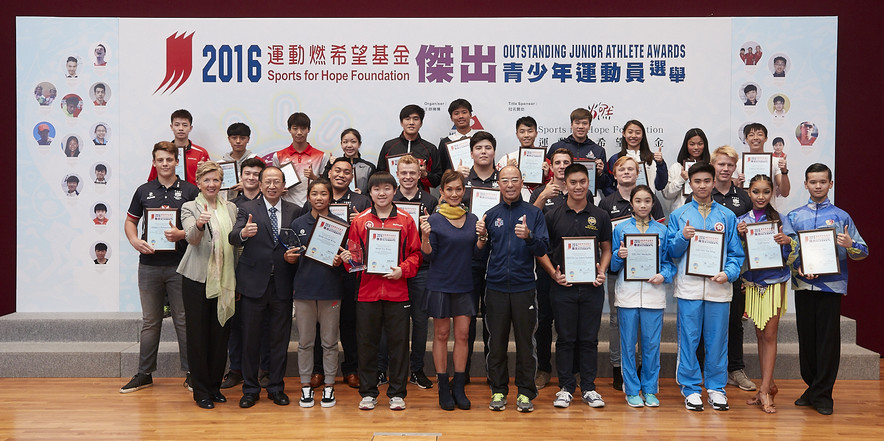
[119,103,866,417]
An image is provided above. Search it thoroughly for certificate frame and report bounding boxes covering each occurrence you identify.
[328,203,350,224]
[518,146,547,185]
[562,236,597,284]
[623,233,660,281]
[304,215,349,267]
[635,162,650,187]
[144,207,178,252]
[175,147,187,182]
[385,153,409,185]
[741,153,773,189]
[682,160,696,196]
[573,159,597,193]
[745,221,786,270]
[797,228,841,276]
[395,201,422,228]
[445,137,473,171]
[365,227,401,275]
[685,230,725,277]
[469,187,501,219]
[217,160,239,191]
[610,215,631,230]
[280,162,301,189]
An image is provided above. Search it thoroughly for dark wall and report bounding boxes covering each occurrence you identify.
[4,2,881,353]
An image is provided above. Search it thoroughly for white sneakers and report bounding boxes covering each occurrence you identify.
[685,393,704,411]
[707,390,729,411]
[582,390,605,408]
[358,396,377,410]
[389,396,406,410]
[553,389,573,408]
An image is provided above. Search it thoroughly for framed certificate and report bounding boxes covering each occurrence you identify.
[365,227,401,275]
[623,234,660,281]
[685,230,725,277]
[635,162,649,187]
[574,159,597,193]
[175,147,187,182]
[144,208,178,252]
[469,187,501,219]
[280,162,301,189]
[218,161,239,191]
[797,228,840,276]
[386,153,408,185]
[518,147,546,185]
[745,221,785,270]
[304,215,349,267]
[682,160,696,196]
[445,137,473,171]
[611,215,631,230]
[562,237,597,284]
[396,201,422,228]
[742,153,773,188]
[329,204,350,224]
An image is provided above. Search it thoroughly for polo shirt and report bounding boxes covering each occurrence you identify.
[544,200,612,270]
[126,178,199,266]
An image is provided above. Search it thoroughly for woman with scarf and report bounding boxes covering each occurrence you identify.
[178,161,238,409]
[421,169,484,411]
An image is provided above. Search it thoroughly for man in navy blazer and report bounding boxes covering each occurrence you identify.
[229,166,301,408]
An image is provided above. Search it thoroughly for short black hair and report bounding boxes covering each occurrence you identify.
[805,163,832,181]
[688,162,715,179]
[399,104,425,122]
[331,156,354,168]
[448,98,473,116]
[94,203,107,212]
[95,164,107,173]
[773,95,785,104]
[259,165,285,184]
[774,56,787,64]
[341,128,361,143]
[287,112,311,129]
[367,171,397,190]
[240,157,266,171]
[95,242,108,252]
[743,123,768,138]
[93,83,105,92]
[772,137,785,145]
[170,109,193,124]
[67,56,77,63]
[470,131,496,151]
[227,122,251,137]
[563,163,588,180]
[516,116,537,130]
[308,177,333,194]
[66,175,80,184]
[744,84,758,93]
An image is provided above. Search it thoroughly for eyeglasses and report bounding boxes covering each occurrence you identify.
[498,178,521,185]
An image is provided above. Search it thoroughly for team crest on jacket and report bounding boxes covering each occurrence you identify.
[586,216,598,230]
[825,219,835,226]
[494,217,504,228]
[731,196,741,207]
[365,221,374,228]
[714,222,725,232]
[174,190,183,200]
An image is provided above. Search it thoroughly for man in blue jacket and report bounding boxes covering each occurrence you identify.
[480,165,549,413]
[547,108,608,199]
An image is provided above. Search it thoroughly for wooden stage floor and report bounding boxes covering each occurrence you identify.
[1,362,882,440]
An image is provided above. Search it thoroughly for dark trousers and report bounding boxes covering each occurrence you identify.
[485,288,538,399]
[727,283,746,372]
[550,283,604,393]
[314,274,359,376]
[240,276,292,395]
[378,268,430,373]
[357,300,410,398]
[535,269,554,373]
[795,289,842,409]
[182,277,232,401]
[227,301,270,372]
[465,264,489,376]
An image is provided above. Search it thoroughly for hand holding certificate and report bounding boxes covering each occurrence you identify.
[396,202,422,229]
[305,216,349,267]
[280,162,301,189]
[623,234,660,281]
[145,208,178,252]
[218,161,239,191]
[798,228,840,276]
[445,137,473,171]
[562,237,597,284]
[518,147,546,185]
[742,153,773,188]
[365,228,400,275]
[685,230,725,278]
[745,221,785,270]
[469,187,501,219]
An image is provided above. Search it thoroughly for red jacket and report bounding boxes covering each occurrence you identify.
[346,204,422,302]
[148,142,210,186]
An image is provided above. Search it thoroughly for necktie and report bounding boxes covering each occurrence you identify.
[269,206,279,243]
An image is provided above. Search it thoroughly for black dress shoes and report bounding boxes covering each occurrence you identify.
[794,397,812,406]
[239,393,260,408]
[211,392,227,403]
[268,391,290,406]
[816,406,833,415]
[196,398,215,409]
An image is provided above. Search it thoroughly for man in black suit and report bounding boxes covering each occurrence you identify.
[229,166,301,408]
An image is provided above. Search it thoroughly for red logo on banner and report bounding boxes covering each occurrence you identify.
[154,32,194,95]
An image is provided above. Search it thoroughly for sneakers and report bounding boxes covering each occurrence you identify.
[685,393,704,411]
[184,372,192,392]
[220,370,243,389]
[489,393,507,411]
[410,371,434,389]
[320,386,336,408]
[516,394,534,413]
[535,370,551,389]
[642,392,660,407]
[553,389,573,408]
[582,390,605,408]
[707,390,729,411]
[389,396,406,410]
[727,369,757,391]
[120,373,153,394]
[358,396,377,410]
[626,395,644,408]
[299,386,315,408]
[377,372,388,385]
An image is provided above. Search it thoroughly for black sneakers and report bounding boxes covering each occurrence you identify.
[120,373,153,394]
[409,371,434,389]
